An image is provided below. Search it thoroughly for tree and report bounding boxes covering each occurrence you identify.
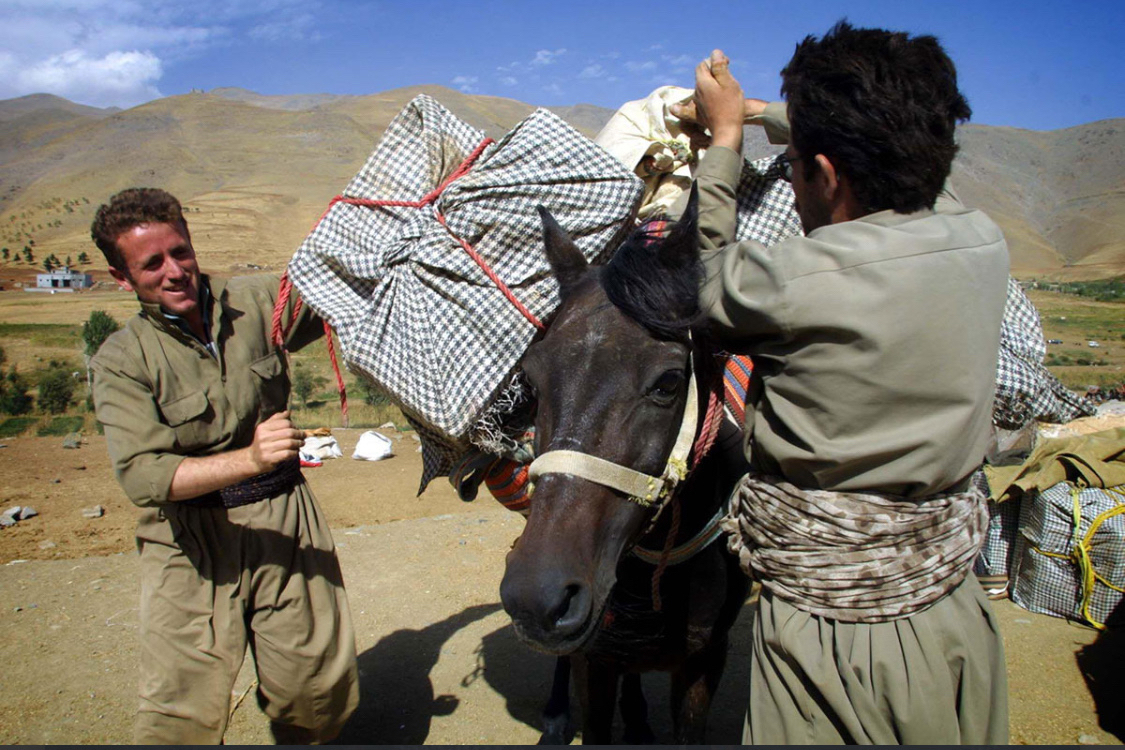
[22,247,33,263]
[0,369,34,415]
[83,310,120,358]
[81,310,120,395]
[37,367,75,414]
[1,247,8,261]
[65,255,72,267]
[354,376,392,407]
[77,251,89,265]
[42,257,54,272]
[292,365,328,408]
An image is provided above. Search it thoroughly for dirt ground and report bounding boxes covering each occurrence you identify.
[1,430,1122,745]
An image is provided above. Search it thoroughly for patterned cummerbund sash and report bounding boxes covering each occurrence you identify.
[720,472,988,623]
[184,458,303,509]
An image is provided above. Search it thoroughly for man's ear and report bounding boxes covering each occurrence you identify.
[108,266,134,292]
[813,153,840,203]
[815,154,865,222]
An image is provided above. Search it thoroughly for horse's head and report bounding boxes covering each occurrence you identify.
[500,189,703,654]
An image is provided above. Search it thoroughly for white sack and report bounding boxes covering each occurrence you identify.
[352,431,394,462]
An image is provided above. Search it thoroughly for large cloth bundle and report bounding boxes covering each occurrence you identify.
[1011,482,1125,628]
[985,427,1125,627]
[288,95,644,487]
[993,277,1096,429]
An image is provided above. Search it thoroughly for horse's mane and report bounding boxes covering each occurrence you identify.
[601,214,704,341]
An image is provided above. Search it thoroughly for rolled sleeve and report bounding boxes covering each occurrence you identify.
[92,339,184,507]
[746,101,790,145]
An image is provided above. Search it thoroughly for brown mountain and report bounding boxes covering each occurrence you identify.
[0,86,1120,280]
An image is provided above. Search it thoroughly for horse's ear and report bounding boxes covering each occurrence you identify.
[538,206,588,297]
[657,182,699,270]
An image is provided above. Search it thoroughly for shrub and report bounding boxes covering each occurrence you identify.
[0,417,36,438]
[292,365,328,408]
[0,369,33,415]
[37,416,84,436]
[37,367,75,414]
[82,310,120,357]
[354,377,392,407]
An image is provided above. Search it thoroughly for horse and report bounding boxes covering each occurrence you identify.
[499,188,751,744]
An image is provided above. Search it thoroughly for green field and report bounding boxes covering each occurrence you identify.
[0,287,1120,433]
[1028,289,1125,391]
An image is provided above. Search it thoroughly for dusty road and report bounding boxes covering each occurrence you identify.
[0,430,1121,744]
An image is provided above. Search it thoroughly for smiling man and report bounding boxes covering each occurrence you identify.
[89,188,358,744]
[673,22,1011,745]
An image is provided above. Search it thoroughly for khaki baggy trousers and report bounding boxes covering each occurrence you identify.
[133,482,359,744]
[744,573,1009,744]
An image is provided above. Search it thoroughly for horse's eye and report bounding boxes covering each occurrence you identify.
[649,370,684,405]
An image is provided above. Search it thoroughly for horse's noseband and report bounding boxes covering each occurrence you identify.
[527,355,699,509]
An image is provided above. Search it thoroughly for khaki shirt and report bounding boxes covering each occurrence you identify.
[695,107,1010,497]
[91,275,323,507]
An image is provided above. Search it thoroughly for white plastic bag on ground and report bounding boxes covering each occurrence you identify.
[302,435,344,459]
[352,431,394,461]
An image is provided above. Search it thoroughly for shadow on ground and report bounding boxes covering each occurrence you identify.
[1076,600,1125,742]
[333,598,757,745]
[478,601,757,744]
[334,603,504,744]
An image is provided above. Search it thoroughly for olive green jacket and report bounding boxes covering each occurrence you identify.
[695,106,1010,497]
[91,275,323,507]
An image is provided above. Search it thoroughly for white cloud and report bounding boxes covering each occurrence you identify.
[530,48,567,67]
[579,64,605,80]
[452,75,478,93]
[625,60,657,73]
[542,82,564,97]
[663,53,694,68]
[248,12,319,42]
[14,49,163,108]
[0,0,324,108]
[498,76,518,86]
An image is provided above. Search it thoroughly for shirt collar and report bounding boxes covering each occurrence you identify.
[139,275,214,348]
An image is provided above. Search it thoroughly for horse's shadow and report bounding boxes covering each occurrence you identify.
[332,602,505,744]
[333,598,757,745]
[475,599,758,744]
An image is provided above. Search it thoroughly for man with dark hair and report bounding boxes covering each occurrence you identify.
[89,187,358,744]
[674,21,1010,744]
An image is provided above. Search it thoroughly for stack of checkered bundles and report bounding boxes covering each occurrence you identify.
[288,95,644,488]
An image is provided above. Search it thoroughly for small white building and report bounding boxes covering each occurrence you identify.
[35,266,93,291]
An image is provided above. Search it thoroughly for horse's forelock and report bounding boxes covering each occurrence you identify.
[602,213,703,340]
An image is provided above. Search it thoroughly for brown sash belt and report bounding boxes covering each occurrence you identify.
[183,458,303,509]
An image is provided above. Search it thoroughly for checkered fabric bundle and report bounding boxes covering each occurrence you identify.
[993,277,1096,429]
[973,495,1022,578]
[734,155,804,244]
[1010,482,1125,628]
[288,95,643,488]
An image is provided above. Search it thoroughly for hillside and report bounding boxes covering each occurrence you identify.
[0,87,1121,280]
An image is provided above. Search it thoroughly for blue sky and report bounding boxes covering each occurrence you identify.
[0,0,1121,131]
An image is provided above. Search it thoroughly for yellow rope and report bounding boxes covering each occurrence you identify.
[1069,486,1122,630]
[1028,486,1124,631]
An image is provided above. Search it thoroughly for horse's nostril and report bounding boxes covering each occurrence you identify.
[551,583,591,633]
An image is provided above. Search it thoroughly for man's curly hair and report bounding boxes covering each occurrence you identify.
[781,20,972,214]
[90,188,188,271]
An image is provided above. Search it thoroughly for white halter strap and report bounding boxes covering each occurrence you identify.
[527,357,699,508]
